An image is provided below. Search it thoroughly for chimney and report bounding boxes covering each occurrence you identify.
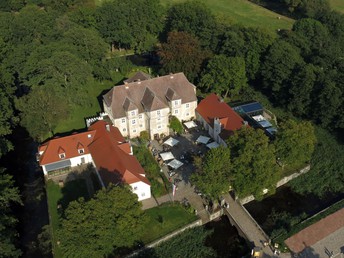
[125,85,129,89]
[106,124,110,132]
[170,73,174,79]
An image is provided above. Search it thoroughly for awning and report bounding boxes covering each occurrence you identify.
[45,160,71,172]
[206,142,220,149]
[163,137,179,147]
[167,159,183,169]
[196,135,210,144]
[184,121,197,129]
[160,152,175,161]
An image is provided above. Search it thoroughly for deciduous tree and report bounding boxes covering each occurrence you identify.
[191,147,231,201]
[158,31,208,81]
[275,119,316,170]
[227,127,280,200]
[200,55,247,99]
[58,186,145,257]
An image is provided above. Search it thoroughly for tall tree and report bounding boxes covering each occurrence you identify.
[191,147,231,201]
[158,31,208,81]
[261,40,304,102]
[58,186,145,257]
[275,119,316,170]
[0,168,22,258]
[15,86,69,141]
[227,127,280,200]
[165,1,216,49]
[96,0,163,53]
[200,55,247,99]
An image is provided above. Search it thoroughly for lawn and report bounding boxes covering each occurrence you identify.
[46,179,89,258]
[161,0,294,34]
[329,0,344,13]
[142,203,198,244]
[53,74,124,135]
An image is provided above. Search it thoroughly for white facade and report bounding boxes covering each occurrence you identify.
[196,113,228,147]
[130,181,151,201]
[41,153,93,175]
[108,100,197,139]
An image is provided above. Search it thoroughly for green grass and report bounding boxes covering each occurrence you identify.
[53,74,124,135]
[142,203,198,244]
[46,179,90,258]
[161,0,294,34]
[329,0,344,12]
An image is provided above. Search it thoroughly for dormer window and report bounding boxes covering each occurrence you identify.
[78,149,84,154]
[174,100,179,106]
[77,142,84,155]
[59,153,65,159]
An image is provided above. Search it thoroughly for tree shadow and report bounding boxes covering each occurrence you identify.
[296,245,321,258]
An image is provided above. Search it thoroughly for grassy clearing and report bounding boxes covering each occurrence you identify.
[329,0,344,13]
[53,74,124,135]
[46,179,89,258]
[161,0,294,34]
[142,203,198,244]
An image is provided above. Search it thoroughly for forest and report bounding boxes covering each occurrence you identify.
[0,0,344,256]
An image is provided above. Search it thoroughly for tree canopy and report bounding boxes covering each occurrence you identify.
[227,127,281,199]
[58,185,145,257]
[191,147,231,201]
[275,119,316,170]
[200,55,247,99]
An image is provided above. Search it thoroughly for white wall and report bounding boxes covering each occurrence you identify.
[131,181,151,201]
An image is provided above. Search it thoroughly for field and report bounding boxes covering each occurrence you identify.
[161,0,294,33]
[329,0,344,13]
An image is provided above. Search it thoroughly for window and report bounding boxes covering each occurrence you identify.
[123,128,126,132]
[78,149,84,154]
[139,114,143,119]
[133,186,138,190]
[81,157,85,164]
[157,125,162,129]
[132,119,136,125]
[131,111,135,116]
[141,193,145,197]
[186,112,190,116]
[174,109,179,114]
[133,129,137,133]
[59,153,65,159]
[157,117,161,121]
[174,100,178,106]
[186,103,190,108]
[140,124,143,128]
[121,118,125,123]
[157,110,161,116]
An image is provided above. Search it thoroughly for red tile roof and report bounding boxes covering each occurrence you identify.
[196,93,244,133]
[285,208,344,253]
[39,121,150,186]
[39,131,96,165]
[88,121,150,186]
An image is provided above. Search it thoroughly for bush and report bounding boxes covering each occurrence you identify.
[169,116,183,134]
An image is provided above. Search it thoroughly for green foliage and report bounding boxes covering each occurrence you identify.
[137,227,215,258]
[289,126,344,196]
[261,40,304,102]
[133,146,167,197]
[275,119,316,170]
[191,147,231,200]
[169,116,183,134]
[15,86,69,141]
[0,88,15,157]
[158,31,209,81]
[58,185,145,257]
[0,168,22,258]
[227,127,281,199]
[139,131,150,143]
[165,1,217,49]
[200,55,247,99]
[96,0,164,53]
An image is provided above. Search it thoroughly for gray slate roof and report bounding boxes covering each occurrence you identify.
[103,72,197,119]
